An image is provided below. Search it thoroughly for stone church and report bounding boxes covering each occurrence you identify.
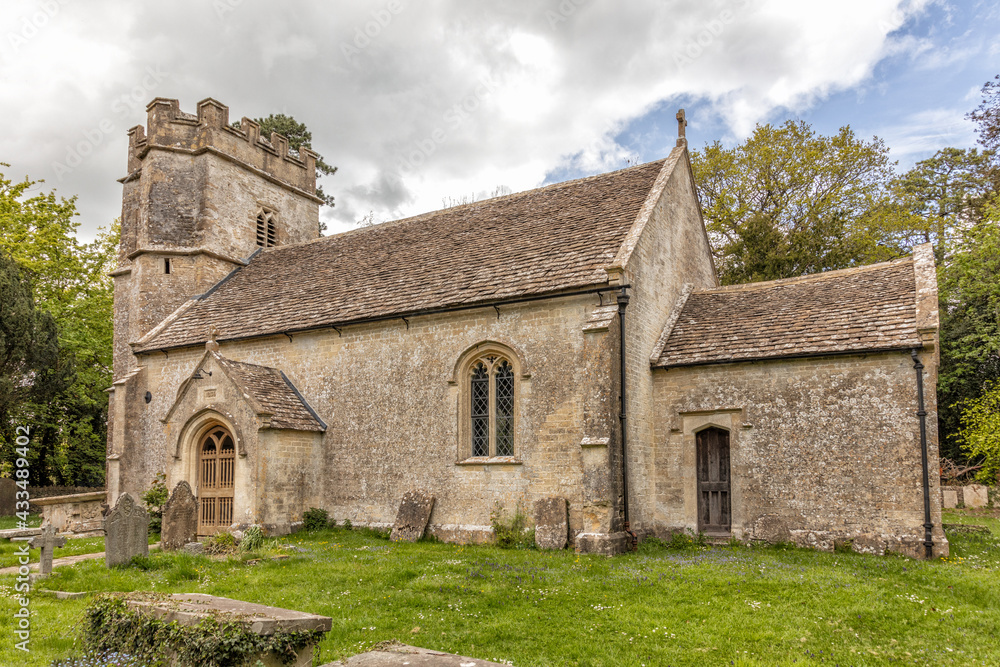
[107,97,947,557]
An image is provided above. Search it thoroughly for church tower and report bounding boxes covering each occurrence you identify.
[111,98,323,378]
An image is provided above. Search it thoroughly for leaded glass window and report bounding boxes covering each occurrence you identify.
[468,353,517,458]
[471,362,490,457]
[495,361,514,456]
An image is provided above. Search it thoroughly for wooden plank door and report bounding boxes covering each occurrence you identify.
[198,427,235,535]
[697,427,731,534]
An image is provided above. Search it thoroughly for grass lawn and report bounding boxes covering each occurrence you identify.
[0,513,42,531]
[1,514,998,667]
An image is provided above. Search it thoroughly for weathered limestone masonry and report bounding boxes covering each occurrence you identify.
[603,132,718,543]
[109,98,714,550]
[135,295,619,540]
[108,98,323,503]
[649,245,948,558]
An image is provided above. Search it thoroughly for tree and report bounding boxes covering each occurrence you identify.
[937,198,1000,463]
[0,252,72,484]
[968,74,1000,158]
[892,147,992,262]
[0,165,115,485]
[691,121,913,284]
[958,382,1000,484]
[233,114,337,215]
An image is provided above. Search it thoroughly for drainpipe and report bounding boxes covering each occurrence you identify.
[910,348,934,559]
[617,287,637,551]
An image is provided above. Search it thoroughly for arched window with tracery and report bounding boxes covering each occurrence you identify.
[468,354,516,457]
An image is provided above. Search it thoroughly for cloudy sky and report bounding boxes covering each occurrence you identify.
[0,0,997,241]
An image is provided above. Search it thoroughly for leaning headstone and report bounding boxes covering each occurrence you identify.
[390,490,435,542]
[534,497,568,550]
[28,524,67,576]
[0,478,16,516]
[104,493,149,568]
[161,481,198,551]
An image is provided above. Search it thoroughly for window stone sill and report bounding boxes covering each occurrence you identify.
[455,456,522,466]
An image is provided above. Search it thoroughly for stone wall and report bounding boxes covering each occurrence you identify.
[612,148,718,533]
[651,350,949,558]
[122,294,621,544]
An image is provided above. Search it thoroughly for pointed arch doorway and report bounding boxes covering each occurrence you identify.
[198,426,235,535]
[696,427,731,535]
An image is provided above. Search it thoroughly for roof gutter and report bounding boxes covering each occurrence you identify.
[138,284,630,355]
[616,286,637,551]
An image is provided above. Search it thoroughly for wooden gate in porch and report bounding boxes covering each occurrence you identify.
[198,427,235,535]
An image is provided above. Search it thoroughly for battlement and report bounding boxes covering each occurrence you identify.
[126,98,319,197]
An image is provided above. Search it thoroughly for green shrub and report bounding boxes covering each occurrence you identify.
[490,501,535,549]
[342,518,352,530]
[303,507,330,531]
[141,472,168,536]
[240,524,264,553]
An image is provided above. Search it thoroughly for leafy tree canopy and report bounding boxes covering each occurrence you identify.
[0,165,116,485]
[691,121,913,284]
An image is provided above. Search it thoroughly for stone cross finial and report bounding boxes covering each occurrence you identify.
[28,524,67,576]
[206,324,220,352]
[676,109,687,146]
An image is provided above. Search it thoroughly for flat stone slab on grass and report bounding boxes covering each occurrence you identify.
[126,593,332,635]
[322,642,510,666]
[534,496,568,550]
[38,590,88,600]
[390,490,435,542]
[0,527,42,540]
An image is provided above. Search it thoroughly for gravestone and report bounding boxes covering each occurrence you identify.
[965,484,989,508]
[161,481,198,551]
[104,493,149,568]
[28,524,67,576]
[0,478,16,516]
[533,497,568,550]
[390,490,435,542]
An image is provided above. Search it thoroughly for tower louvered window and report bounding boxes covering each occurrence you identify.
[468,354,516,458]
[256,209,277,248]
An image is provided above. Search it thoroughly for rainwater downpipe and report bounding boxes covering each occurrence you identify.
[910,348,934,560]
[617,287,637,551]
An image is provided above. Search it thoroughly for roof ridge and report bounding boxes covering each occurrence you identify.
[268,157,671,252]
[696,256,913,294]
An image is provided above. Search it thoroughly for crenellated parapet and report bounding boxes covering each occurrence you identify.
[125,98,318,197]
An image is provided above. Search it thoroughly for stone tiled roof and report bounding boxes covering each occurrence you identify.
[136,158,670,352]
[652,258,923,368]
[213,354,325,431]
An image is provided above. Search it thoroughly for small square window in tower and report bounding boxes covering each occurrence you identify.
[256,209,278,248]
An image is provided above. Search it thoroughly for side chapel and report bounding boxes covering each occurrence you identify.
[107,98,948,557]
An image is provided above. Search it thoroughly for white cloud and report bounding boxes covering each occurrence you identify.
[0,0,951,240]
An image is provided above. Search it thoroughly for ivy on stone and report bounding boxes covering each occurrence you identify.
[80,593,325,667]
